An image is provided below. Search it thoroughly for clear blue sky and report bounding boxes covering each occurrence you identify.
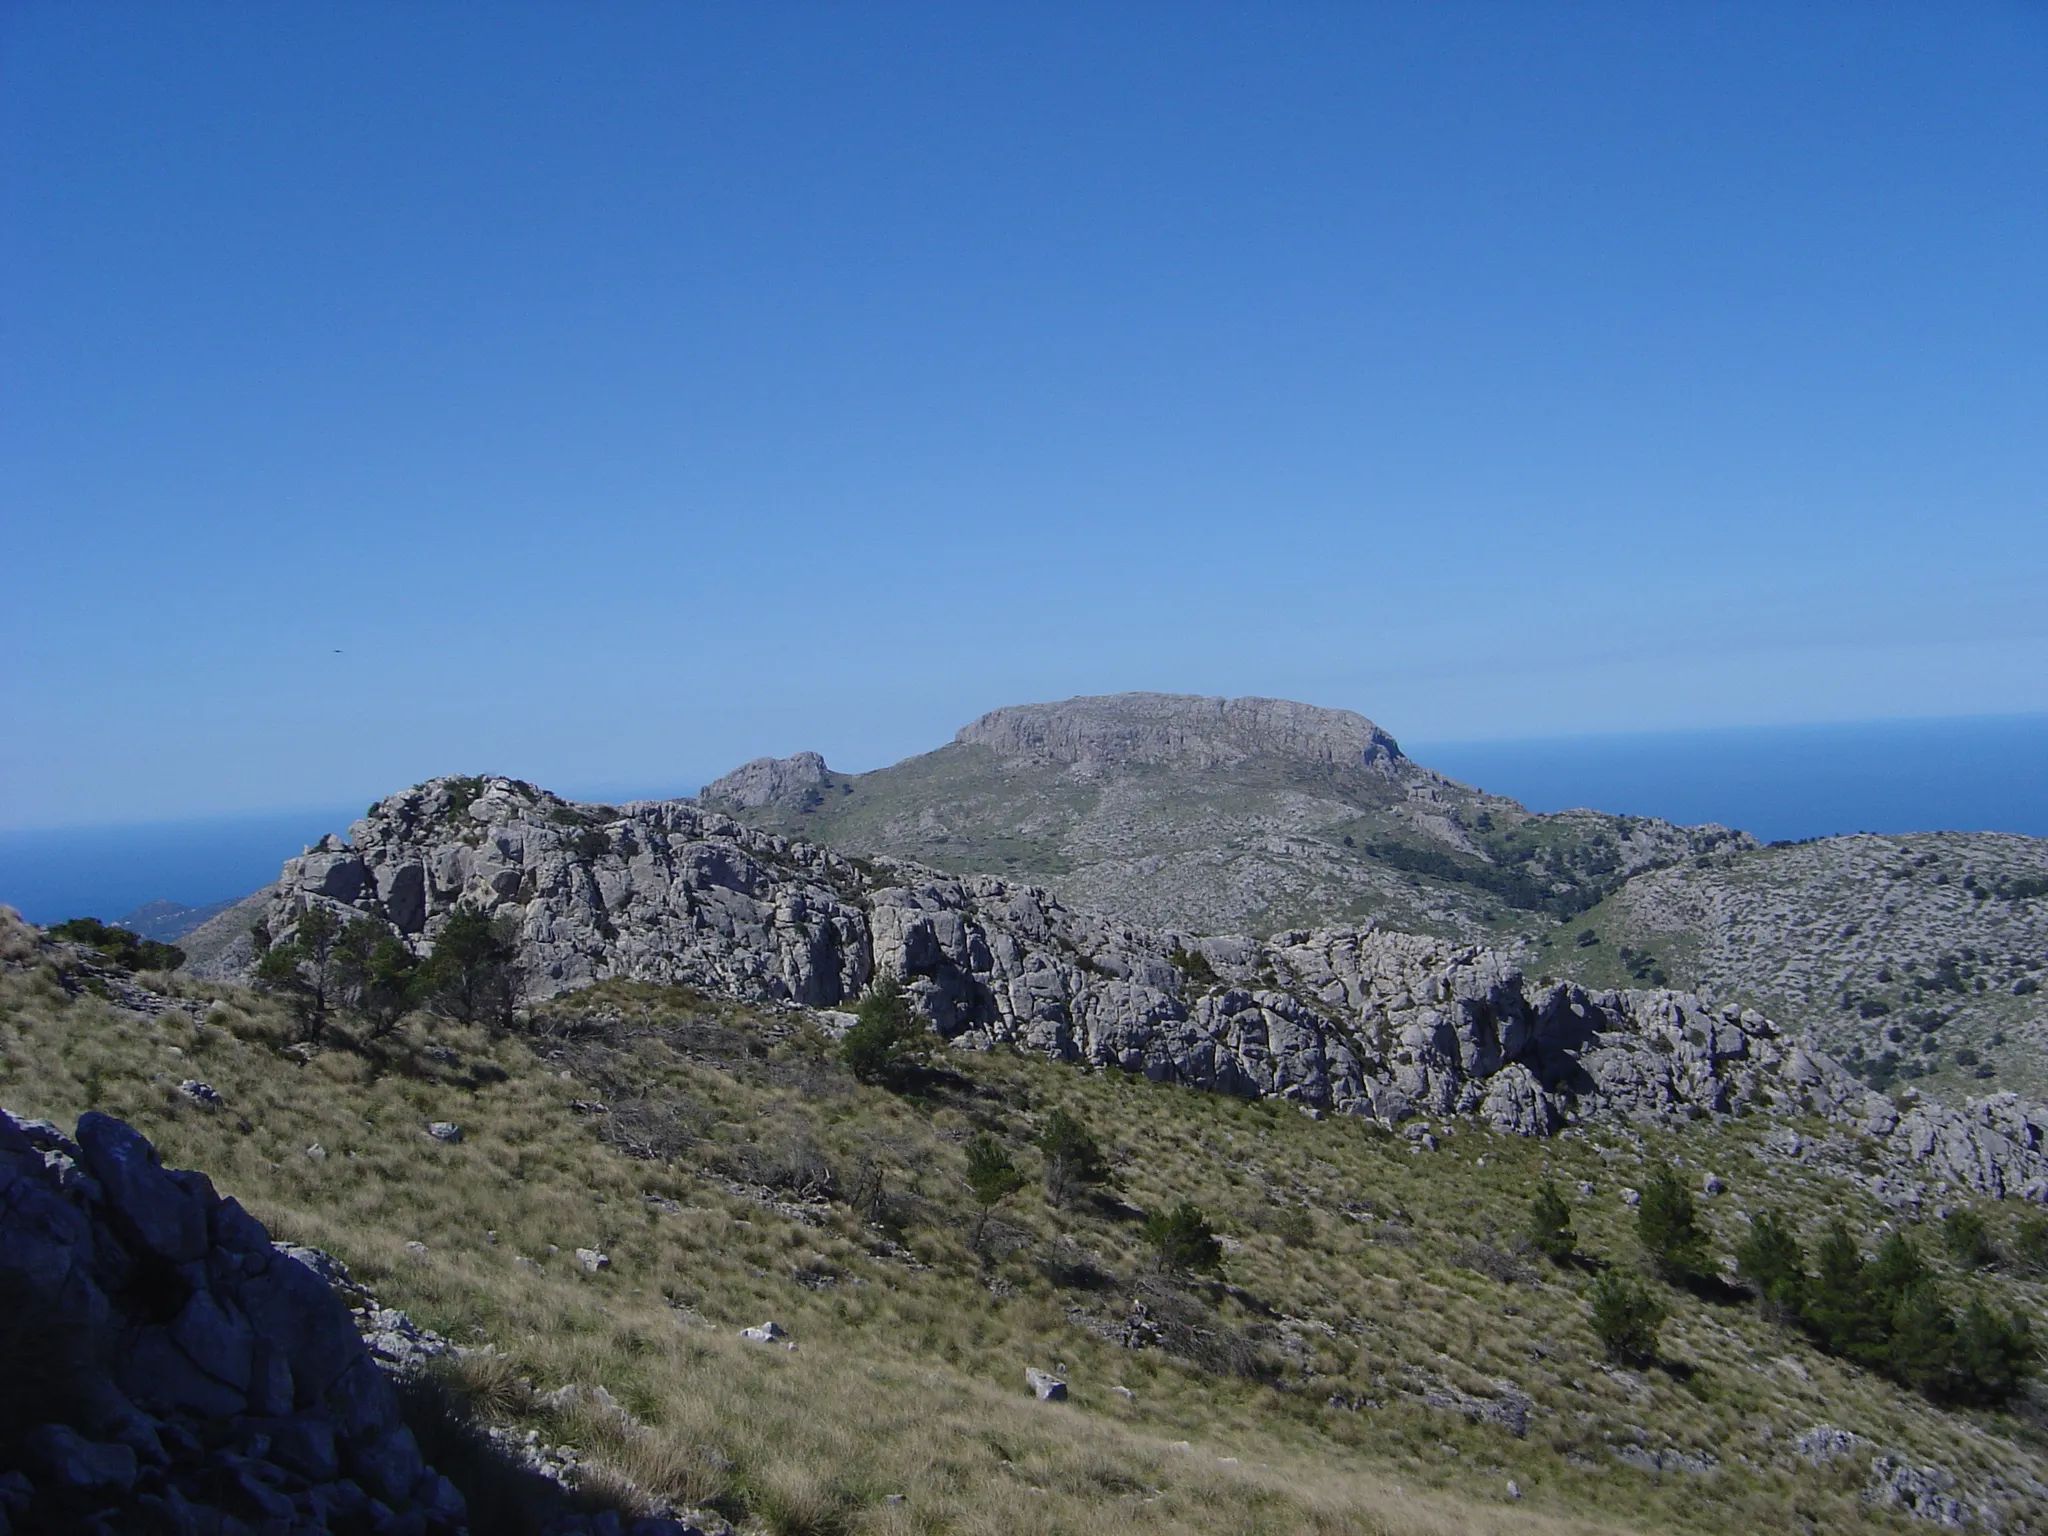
[4,3,2044,830]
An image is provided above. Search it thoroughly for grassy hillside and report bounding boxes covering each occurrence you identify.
[713,740,1739,949]
[5,926,2046,1532]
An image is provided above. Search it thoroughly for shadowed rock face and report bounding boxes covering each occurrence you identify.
[241,776,2048,1205]
[0,1108,467,1533]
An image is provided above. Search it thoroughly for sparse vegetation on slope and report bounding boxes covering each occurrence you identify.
[6,910,2048,1532]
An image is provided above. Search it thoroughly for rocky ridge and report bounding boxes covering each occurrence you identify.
[240,775,2048,1207]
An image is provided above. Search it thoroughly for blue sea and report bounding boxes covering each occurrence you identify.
[1,713,2042,926]
[1413,712,2048,845]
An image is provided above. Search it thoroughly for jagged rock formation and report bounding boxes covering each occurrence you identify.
[698,693,1750,940]
[243,775,2048,1205]
[0,1108,468,1534]
[698,751,835,813]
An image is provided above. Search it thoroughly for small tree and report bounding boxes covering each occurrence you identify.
[1951,1296,2037,1405]
[1142,1201,1223,1277]
[1736,1208,1807,1320]
[1803,1220,1884,1365]
[1526,1182,1577,1265]
[1637,1164,1708,1282]
[2014,1214,2048,1277]
[1587,1270,1665,1366]
[419,908,519,1029]
[963,1134,1024,1252]
[1887,1283,1956,1398]
[336,917,420,1038]
[841,974,924,1086]
[1037,1108,1111,1208]
[254,905,345,1043]
[1942,1209,1997,1271]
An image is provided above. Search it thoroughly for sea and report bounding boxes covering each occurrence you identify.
[1,713,2042,929]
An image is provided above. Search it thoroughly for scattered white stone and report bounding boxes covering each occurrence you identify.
[1025,1368,1067,1401]
[404,1240,428,1258]
[1702,1173,1725,1196]
[1111,1386,1135,1401]
[1620,1187,1641,1207]
[426,1121,463,1143]
[741,1321,787,1343]
[1506,1480,1522,1500]
[304,1143,327,1161]
[177,1080,224,1110]
[575,1248,610,1274]
[1575,1181,1595,1198]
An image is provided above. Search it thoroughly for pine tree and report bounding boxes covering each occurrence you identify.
[1735,1208,1806,1319]
[963,1134,1024,1252]
[841,974,924,1086]
[254,905,345,1044]
[1526,1183,1577,1264]
[1142,1201,1223,1277]
[1637,1164,1708,1282]
[419,908,519,1028]
[1036,1108,1111,1208]
[1802,1220,1885,1365]
[1587,1270,1665,1366]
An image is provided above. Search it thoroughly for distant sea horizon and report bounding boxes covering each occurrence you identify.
[1,711,2042,927]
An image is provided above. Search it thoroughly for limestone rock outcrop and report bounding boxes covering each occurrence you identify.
[699,751,836,813]
[240,776,2048,1204]
[0,1109,466,1534]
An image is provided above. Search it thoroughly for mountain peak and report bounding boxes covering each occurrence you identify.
[701,749,836,811]
[954,692,1406,774]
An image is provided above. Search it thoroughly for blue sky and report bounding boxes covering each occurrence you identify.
[3,3,2045,830]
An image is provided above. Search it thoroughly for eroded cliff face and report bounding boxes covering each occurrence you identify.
[240,776,2048,1204]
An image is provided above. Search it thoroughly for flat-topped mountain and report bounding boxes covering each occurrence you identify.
[702,692,1751,942]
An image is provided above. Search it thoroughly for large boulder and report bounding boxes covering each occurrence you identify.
[0,1108,468,1534]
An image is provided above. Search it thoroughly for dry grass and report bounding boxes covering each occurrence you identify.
[4,949,2044,1533]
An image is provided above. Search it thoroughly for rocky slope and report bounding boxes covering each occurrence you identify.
[0,1107,472,1535]
[700,693,1751,941]
[1567,833,2048,1098]
[234,774,2048,1207]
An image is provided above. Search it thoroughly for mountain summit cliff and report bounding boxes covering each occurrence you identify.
[951,692,1411,776]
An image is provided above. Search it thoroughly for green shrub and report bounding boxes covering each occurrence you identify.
[1735,1208,1806,1318]
[1036,1108,1111,1207]
[420,907,520,1029]
[1142,1201,1223,1277]
[963,1134,1024,1251]
[839,974,924,1086]
[2012,1214,2048,1276]
[1942,1209,1997,1270]
[253,905,346,1043]
[1526,1182,1576,1264]
[1636,1164,1708,1281]
[1587,1270,1664,1365]
[47,917,184,973]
